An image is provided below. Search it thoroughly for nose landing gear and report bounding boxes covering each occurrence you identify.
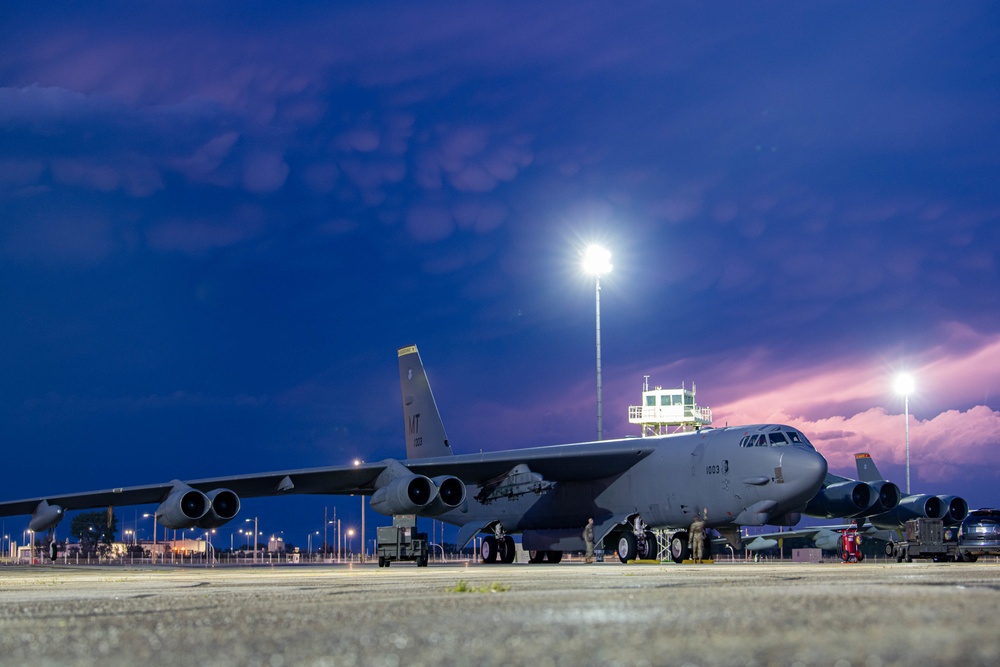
[481,526,516,564]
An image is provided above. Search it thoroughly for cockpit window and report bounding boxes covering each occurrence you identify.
[768,432,789,445]
[785,430,816,449]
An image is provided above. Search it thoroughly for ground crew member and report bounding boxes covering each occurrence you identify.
[583,518,595,563]
[689,513,706,562]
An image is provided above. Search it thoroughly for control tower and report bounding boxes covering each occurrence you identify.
[627,376,712,436]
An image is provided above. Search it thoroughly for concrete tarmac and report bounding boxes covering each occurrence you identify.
[1,560,999,667]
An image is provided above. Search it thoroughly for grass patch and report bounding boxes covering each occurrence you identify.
[448,579,510,593]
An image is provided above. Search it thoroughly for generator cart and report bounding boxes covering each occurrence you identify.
[376,515,429,567]
[893,518,958,563]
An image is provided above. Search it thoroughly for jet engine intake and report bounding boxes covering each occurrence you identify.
[804,481,870,518]
[870,494,942,530]
[197,488,241,528]
[936,495,968,525]
[156,483,211,529]
[370,474,435,516]
[854,480,901,516]
[422,475,467,516]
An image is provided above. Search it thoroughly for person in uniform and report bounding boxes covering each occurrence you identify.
[582,518,595,563]
[689,512,706,563]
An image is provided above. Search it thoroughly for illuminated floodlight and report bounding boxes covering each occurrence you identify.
[582,245,613,276]
[581,244,612,441]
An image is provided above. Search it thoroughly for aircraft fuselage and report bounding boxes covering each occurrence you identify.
[403,424,827,551]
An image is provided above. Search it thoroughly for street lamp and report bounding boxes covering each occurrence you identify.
[894,373,915,494]
[245,517,259,564]
[583,245,612,441]
[347,528,356,560]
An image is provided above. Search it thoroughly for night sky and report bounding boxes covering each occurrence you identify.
[2,2,999,550]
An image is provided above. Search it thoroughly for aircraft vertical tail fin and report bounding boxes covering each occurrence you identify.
[855,453,884,482]
[398,345,453,459]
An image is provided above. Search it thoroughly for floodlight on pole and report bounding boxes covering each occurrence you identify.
[354,458,366,562]
[894,373,915,494]
[583,245,612,440]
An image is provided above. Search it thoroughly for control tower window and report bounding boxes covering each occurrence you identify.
[646,396,656,407]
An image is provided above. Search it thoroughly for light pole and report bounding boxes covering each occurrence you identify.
[354,459,366,562]
[245,517,259,564]
[894,373,915,494]
[583,245,612,440]
[347,528,355,560]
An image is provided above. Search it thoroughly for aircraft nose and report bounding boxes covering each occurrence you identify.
[783,447,828,497]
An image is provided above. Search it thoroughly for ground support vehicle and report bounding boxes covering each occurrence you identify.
[376,516,428,567]
[893,518,958,563]
[840,526,864,563]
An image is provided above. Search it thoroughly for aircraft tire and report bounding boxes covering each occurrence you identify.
[884,542,895,557]
[528,550,546,564]
[482,536,499,563]
[378,556,385,567]
[500,536,516,563]
[640,531,659,560]
[963,552,978,563]
[617,532,638,563]
[546,550,562,563]
[670,531,690,563]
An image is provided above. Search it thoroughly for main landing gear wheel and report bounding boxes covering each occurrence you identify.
[481,536,499,563]
[884,542,895,558]
[617,532,638,563]
[528,550,546,564]
[499,535,516,564]
[546,550,562,563]
[670,531,690,563]
[639,531,659,560]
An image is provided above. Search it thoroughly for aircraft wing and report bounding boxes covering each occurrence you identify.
[0,462,382,518]
[402,441,654,484]
[733,523,896,550]
[0,442,654,519]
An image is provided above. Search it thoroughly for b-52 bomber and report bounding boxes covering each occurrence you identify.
[0,345,830,564]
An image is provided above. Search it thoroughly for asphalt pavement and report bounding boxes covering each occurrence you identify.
[1,560,998,666]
